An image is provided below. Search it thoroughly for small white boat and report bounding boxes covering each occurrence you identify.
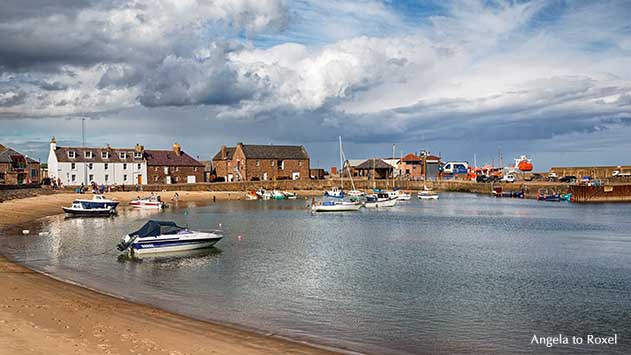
[129,195,165,209]
[418,186,439,200]
[311,200,362,212]
[271,190,286,200]
[63,201,117,217]
[348,190,366,197]
[283,191,298,199]
[117,220,223,255]
[364,193,398,208]
[393,190,412,201]
[256,188,272,200]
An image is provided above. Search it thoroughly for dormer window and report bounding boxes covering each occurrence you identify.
[68,151,76,159]
[84,151,93,159]
[101,151,109,159]
[119,152,127,159]
[134,152,142,159]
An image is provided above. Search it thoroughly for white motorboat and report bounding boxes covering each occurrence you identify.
[283,191,298,199]
[393,190,411,201]
[129,195,165,209]
[63,201,117,217]
[364,192,398,208]
[311,200,362,212]
[324,186,345,198]
[348,190,366,197]
[418,186,439,200]
[271,190,286,200]
[117,220,223,255]
[74,194,119,209]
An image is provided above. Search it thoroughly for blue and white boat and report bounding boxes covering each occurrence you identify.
[117,220,223,255]
[74,195,119,209]
[62,195,119,216]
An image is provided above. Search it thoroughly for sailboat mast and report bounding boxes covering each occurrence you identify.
[339,136,343,190]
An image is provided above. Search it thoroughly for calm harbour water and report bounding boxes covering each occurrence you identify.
[2,193,631,354]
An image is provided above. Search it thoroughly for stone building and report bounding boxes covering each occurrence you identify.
[145,144,204,184]
[0,144,40,185]
[212,143,310,182]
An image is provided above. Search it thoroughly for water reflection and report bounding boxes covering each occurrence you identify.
[1,195,631,354]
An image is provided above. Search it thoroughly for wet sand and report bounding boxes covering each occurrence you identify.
[0,191,342,355]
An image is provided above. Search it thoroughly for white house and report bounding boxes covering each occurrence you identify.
[47,137,148,186]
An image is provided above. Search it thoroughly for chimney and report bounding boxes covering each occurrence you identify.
[106,143,111,149]
[173,143,181,156]
[135,144,144,153]
[221,145,227,159]
[50,136,57,151]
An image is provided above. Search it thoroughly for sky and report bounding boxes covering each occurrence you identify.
[0,0,630,170]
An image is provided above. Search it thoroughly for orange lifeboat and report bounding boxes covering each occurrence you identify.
[515,155,533,172]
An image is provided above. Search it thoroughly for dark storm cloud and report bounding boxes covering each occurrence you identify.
[0,88,27,107]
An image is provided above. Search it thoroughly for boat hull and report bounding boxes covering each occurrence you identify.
[364,198,397,208]
[130,237,222,255]
[129,201,163,209]
[63,207,116,216]
[312,203,362,212]
[419,194,439,200]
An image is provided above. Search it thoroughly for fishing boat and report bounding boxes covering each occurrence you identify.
[324,186,345,198]
[514,155,533,172]
[537,189,561,201]
[311,200,362,212]
[74,194,119,209]
[129,195,165,209]
[364,193,398,208]
[62,201,117,216]
[418,186,439,200]
[117,220,223,255]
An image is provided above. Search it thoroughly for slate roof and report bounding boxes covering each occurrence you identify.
[54,146,143,163]
[144,150,203,167]
[356,159,393,170]
[0,147,39,164]
[213,144,309,160]
[212,147,236,161]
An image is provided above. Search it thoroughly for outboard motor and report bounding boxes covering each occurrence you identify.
[116,235,134,252]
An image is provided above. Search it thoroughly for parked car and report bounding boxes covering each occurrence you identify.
[500,173,516,183]
[559,175,577,183]
[548,172,558,182]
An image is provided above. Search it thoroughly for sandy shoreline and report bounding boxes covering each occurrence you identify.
[0,191,342,355]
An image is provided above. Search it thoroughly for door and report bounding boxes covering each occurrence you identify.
[292,172,300,180]
[227,174,233,182]
[187,176,196,183]
[137,174,142,185]
[166,176,172,184]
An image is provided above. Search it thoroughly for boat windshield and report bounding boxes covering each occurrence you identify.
[131,220,186,238]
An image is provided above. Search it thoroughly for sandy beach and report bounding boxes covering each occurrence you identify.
[0,191,341,355]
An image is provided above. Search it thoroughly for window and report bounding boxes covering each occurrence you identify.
[173,176,178,183]
[299,161,302,167]
[406,169,410,174]
[137,163,141,170]
[119,152,127,159]
[123,174,127,181]
[101,151,109,159]
[104,163,109,170]
[0,172,4,183]
[271,161,275,167]
[134,152,142,159]
[88,163,93,170]
[175,167,179,172]
[68,151,76,159]
[123,163,127,170]
[105,174,109,182]
[31,169,37,178]
[154,176,159,182]
[154,167,158,172]
[89,174,93,182]
[84,151,93,159]
[194,167,198,172]
[256,160,260,167]
[71,174,76,182]
[164,167,169,174]
[71,163,76,170]
[278,160,284,170]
